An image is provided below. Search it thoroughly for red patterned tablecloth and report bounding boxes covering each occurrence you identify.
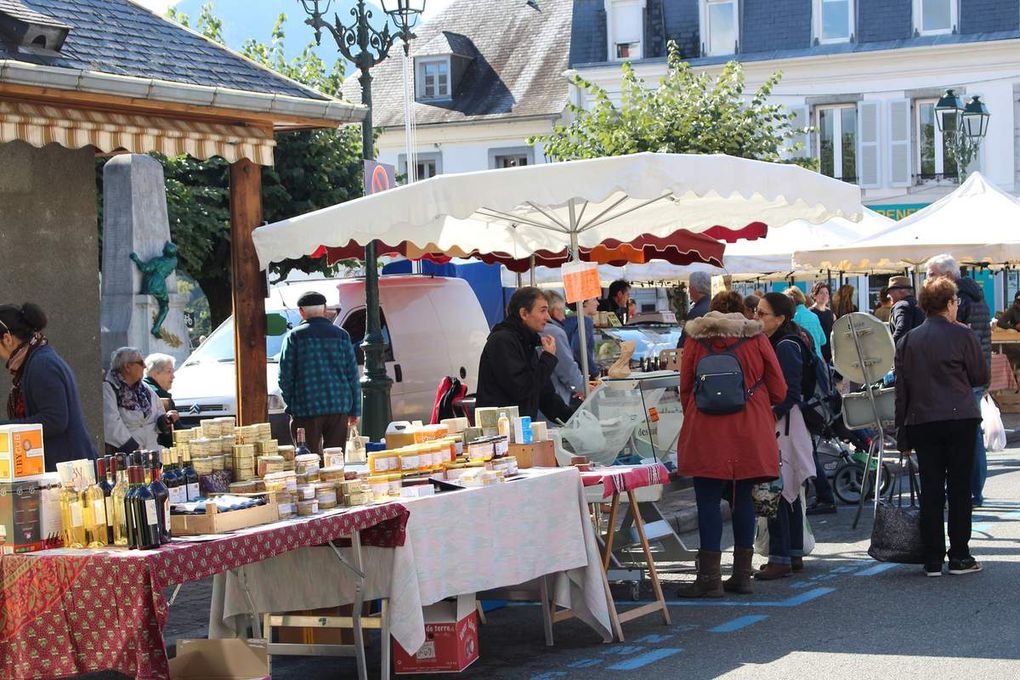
[989,352,1017,393]
[0,502,409,680]
[579,463,671,499]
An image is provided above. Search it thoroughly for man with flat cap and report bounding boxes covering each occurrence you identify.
[278,291,361,454]
[887,275,925,344]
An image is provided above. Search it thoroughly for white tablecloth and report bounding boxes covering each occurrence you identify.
[208,467,613,653]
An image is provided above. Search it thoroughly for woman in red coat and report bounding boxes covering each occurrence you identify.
[676,311,786,598]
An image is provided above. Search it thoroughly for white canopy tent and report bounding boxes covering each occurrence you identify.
[794,172,1020,272]
[253,152,862,383]
[502,210,892,288]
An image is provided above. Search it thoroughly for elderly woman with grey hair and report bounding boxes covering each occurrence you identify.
[144,353,179,447]
[103,347,171,454]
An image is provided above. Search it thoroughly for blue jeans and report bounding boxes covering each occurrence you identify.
[767,497,804,565]
[972,389,987,503]
[693,477,756,551]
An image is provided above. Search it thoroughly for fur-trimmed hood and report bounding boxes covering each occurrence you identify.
[683,311,763,339]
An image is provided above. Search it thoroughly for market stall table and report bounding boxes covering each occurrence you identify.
[209,467,614,671]
[0,503,408,680]
[579,463,673,640]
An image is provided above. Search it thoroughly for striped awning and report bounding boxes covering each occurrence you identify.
[0,100,275,165]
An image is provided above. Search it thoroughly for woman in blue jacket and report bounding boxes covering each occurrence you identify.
[0,304,96,469]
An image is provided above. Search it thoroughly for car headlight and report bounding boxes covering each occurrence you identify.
[267,394,286,413]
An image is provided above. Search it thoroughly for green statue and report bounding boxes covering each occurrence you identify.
[131,241,178,338]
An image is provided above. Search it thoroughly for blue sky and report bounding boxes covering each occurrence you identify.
[134,0,455,63]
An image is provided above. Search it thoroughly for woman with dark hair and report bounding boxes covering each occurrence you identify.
[0,303,96,469]
[809,282,835,364]
[754,293,816,580]
[895,277,988,576]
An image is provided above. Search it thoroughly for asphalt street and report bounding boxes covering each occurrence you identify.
[158,445,1020,680]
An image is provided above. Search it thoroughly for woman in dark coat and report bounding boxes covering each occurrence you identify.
[677,311,786,597]
[0,303,96,469]
[895,277,988,577]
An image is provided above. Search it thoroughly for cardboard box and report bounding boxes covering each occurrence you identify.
[0,481,45,554]
[393,594,479,674]
[0,424,45,482]
[169,639,269,680]
[510,441,557,469]
[170,494,279,536]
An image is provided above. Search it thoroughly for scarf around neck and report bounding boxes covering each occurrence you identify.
[108,369,153,419]
[6,333,47,419]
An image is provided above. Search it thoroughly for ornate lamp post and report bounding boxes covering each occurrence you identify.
[299,0,425,439]
[935,88,991,182]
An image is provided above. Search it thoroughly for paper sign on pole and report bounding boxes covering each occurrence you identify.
[561,260,601,304]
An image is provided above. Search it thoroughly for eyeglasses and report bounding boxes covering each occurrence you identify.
[753,309,774,318]
[951,297,961,305]
[0,318,8,336]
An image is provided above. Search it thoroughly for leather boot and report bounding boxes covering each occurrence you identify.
[677,549,724,598]
[723,547,755,594]
[754,562,792,580]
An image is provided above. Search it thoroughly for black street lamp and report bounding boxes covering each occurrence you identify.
[934,88,991,181]
[300,0,426,439]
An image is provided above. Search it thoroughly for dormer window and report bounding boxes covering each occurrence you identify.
[417,58,451,101]
[0,1,71,55]
[608,0,644,62]
[701,0,739,57]
[913,0,957,35]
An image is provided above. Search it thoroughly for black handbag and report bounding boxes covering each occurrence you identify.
[868,456,925,564]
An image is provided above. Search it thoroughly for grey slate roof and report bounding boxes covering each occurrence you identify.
[0,0,68,28]
[343,0,573,127]
[415,30,477,58]
[0,0,329,100]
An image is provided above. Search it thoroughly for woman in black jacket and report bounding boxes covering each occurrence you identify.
[0,304,96,469]
[895,277,988,577]
[476,287,575,422]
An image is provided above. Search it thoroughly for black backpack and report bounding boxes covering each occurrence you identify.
[778,335,840,436]
[693,338,763,415]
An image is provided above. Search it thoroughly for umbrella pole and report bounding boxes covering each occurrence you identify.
[529,255,536,287]
[569,201,591,397]
[912,265,922,292]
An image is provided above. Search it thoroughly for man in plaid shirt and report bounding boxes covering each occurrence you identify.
[278,291,362,453]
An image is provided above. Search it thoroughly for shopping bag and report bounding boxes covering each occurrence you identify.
[752,491,814,557]
[753,516,768,557]
[868,457,925,564]
[982,394,1007,452]
[345,425,367,464]
[800,487,815,556]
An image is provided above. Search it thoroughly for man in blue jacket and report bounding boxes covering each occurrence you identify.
[278,292,361,453]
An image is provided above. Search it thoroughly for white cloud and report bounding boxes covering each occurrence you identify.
[129,0,181,15]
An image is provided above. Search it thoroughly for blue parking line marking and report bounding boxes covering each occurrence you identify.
[635,633,676,644]
[607,648,683,670]
[664,587,835,607]
[566,658,603,669]
[710,614,769,633]
[601,645,645,656]
[529,672,567,680]
[855,563,900,576]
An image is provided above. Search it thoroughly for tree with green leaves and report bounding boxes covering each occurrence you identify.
[531,43,811,167]
[119,5,362,328]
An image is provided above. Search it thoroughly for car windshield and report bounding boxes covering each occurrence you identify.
[184,310,303,365]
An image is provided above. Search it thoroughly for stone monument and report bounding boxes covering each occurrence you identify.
[100,154,190,368]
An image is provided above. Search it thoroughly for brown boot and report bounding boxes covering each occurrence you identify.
[723,547,755,594]
[791,556,804,572]
[677,550,724,598]
[754,562,792,580]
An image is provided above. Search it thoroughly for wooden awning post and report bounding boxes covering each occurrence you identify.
[230,158,267,426]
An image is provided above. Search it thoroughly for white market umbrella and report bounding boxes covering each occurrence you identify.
[254,152,862,384]
[794,172,1020,271]
[504,210,891,287]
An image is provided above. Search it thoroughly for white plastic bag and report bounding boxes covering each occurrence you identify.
[982,394,1007,452]
[345,425,367,464]
[753,488,814,557]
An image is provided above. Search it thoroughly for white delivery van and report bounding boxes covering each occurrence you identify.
[172,275,490,439]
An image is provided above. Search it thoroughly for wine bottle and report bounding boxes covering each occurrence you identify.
[148,450,171,544]
[110,454,130,546]
[97,456,115,545]
[294,427,313,460]
[163,449,184,505]
[58,471,86,549]
[126,464,160,550]
[180,445,200,501]
[82,460,109,548]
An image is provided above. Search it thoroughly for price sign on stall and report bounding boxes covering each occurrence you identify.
[561,260,602,304]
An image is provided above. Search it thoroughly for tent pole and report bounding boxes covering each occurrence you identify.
[912,265,922,292]
[569,200,591,397]
[529,255,536,287]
